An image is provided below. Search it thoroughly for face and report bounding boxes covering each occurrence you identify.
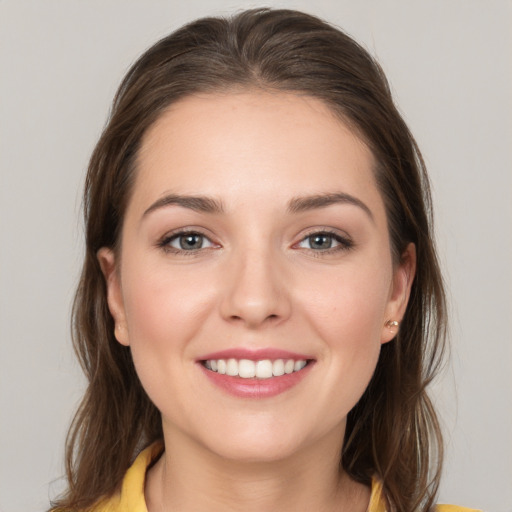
[99,91,415,463]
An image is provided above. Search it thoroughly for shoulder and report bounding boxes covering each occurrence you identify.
[436,506,482,512]
[88,442,163,512]
[369,479,481,512]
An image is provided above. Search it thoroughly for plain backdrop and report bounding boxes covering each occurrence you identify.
[0,1,510,511]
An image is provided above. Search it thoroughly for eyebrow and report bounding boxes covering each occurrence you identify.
[287,192,374,221]
[142,191,373,221]
[143,193,224,217]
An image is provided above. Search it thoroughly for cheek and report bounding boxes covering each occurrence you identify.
[119,261,220,407]
[122,262,213,346]
[299,259,392,344]
[296,259,392,403]
[119,261,218,417]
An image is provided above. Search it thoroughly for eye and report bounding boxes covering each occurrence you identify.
[161,231,215,252]
[297,231,353,252]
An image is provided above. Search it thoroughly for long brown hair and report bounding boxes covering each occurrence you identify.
[52,9,446,512]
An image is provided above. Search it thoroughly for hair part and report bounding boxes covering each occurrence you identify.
[51,9,447,512]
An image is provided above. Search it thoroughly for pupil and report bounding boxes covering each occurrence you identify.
[310,234,331,249]
[180,234,202,249]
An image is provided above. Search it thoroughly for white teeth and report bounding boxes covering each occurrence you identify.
[204,358,309,379]
[238,359,256,378]
[294,360,306,371]
[217,359,226,374]
[256,360,273,379]
[272,359,285,376]
[226,358,238,376]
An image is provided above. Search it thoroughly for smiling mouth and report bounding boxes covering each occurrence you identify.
[202,358,311,379]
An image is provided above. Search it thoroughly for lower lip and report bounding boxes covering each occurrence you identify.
[199,362,314,399]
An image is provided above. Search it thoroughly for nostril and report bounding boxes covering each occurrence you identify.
[229,312,279,325]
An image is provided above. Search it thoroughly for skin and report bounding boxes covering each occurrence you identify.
[99,91,415,512]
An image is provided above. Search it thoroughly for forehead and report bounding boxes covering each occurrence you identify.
[130,91,384,219]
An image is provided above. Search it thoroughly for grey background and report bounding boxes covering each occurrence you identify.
[0,1,510,511]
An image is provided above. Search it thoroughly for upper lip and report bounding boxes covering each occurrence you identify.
[198,348,313,362]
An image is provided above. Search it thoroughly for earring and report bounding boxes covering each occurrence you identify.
[385,320,399,328]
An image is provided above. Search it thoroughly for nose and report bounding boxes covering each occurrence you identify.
[220,247,292,329]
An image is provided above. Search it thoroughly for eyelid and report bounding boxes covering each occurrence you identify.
[169,233,214,250]
[156,227,220,254]
[155,226,353,256]
[292,228,354,253]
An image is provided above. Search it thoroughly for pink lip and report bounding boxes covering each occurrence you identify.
[198,348,312,361]
[197,348,315,399]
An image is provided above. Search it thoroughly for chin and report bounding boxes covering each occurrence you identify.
[205,435,303,464]
[195,414,336,465]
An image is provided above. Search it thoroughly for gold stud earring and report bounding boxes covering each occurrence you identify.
[385,320,399,328]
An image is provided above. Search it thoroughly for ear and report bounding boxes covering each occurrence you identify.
[381,243,416,344]
[97,247,130,346]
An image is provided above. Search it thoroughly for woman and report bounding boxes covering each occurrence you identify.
[51,8,478,512]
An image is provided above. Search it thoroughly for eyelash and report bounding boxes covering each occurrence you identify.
[157,229,354,256]
[295,229,354,256]
[157,229,217,256]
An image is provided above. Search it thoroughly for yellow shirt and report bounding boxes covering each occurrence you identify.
[93,443,480,512]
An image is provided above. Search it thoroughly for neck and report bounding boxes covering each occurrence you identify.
[145,424,370,512]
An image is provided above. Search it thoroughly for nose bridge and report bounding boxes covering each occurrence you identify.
[221,240,290,327]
